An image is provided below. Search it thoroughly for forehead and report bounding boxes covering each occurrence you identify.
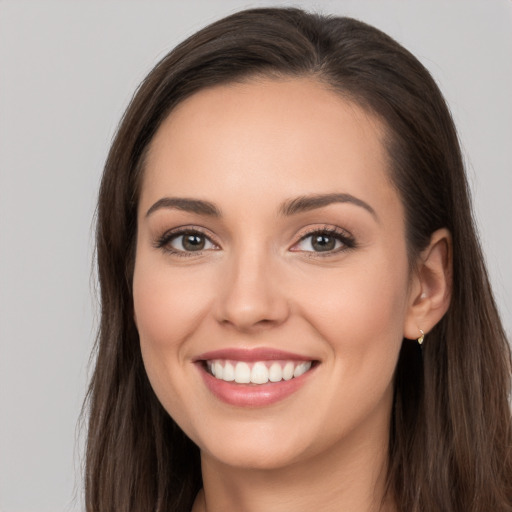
[140,78,397,218]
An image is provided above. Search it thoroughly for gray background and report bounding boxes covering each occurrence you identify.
[0,1,510,511]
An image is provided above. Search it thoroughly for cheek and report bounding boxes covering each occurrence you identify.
[294,249,409,374]
[132,255,205,392]
[290,255,409,436]
[132,257,213,435]
[133,260,209,350]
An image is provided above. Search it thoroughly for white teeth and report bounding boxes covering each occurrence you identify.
[282,362,294,381]
[234,362,251,384]
[213,361,223,380]
[251,362,269,384]
[293,361,311,378]
[207,359,313,384]
[268,362,282,382]
[223,361,235,381]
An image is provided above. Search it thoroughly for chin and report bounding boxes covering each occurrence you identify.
[204,441,308,471]
[192,418,321,471]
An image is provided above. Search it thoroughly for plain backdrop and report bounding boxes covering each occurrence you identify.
[0,1,510,511]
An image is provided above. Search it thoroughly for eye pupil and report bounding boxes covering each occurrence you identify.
[183,234,205,251]
[312,234,336,252]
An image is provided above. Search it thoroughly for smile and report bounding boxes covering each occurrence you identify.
[195,348,318,407]
[206,359,313,385]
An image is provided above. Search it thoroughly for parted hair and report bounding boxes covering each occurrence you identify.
[85,7,512,511]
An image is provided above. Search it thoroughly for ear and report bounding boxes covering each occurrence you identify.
[403,228,453,340]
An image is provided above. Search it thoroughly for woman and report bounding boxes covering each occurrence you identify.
[85,7,512,512]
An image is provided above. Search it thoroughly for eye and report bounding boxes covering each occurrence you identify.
[291,228,355,254]
[156,229,218,255]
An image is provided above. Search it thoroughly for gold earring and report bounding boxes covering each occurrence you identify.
[417,329,424,345]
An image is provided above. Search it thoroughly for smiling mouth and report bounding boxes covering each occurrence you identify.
[204,359,315,385]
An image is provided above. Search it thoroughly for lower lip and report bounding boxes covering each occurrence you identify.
[197,363,316,407]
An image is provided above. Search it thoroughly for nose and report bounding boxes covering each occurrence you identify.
[214,247,290,333]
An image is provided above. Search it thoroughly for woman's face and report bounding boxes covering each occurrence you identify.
[133,78,415,470]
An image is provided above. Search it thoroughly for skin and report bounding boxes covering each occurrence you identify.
[133,78,451,512]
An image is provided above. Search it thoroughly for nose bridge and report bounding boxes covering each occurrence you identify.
[215,239,289,331]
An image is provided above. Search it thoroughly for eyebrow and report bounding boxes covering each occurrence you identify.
[146,193,378,221]
[278,193,377,220]
[146,197,221,217]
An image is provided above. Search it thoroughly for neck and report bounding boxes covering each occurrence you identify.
[193,418,395,512]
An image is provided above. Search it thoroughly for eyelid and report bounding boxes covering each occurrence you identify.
[290,225,356,255]
[154,224,355,257]
[154,226,220,256]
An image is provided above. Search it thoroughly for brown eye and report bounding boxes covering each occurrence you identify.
[166,231,216,253]
[295,232,343,253]
[292,229,355,254]
[180,233,206,251]
[310,234,337,252]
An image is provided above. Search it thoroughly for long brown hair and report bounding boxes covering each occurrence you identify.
[85,8,512,511]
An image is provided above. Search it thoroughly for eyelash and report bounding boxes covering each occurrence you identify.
[154,225,356,258]
[294,226,356,257]
[155,227,217,258]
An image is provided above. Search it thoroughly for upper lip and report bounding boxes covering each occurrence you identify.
[194,347,315,362]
